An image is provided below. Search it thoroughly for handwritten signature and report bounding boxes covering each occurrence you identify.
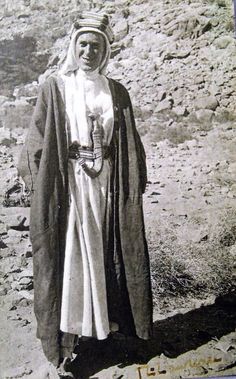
[136,356,222,378]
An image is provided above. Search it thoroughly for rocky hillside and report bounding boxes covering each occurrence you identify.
[0,0,235,133]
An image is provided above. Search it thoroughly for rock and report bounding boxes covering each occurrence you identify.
[211,18,219,27]
[193,109,214,124]
[173,106,188,117]
[194,75,205,85]
[11,130,26,145]
[19,298,31,307]
[110,45,123,59]
[0,127,16,146]
[0,238,8,249]
[7,229,23,238]
[140,104,154,121]
[221,98,231,107]
[0,287,7,296]
[214,75,225,86]
[162,9,212,39]
[185,139,198,149]
[208,83,221,96]
[4,237,21,248]
[0,99,34,129]
[19,277,33,290]
[11,281,19,291]
[11,295,33,308]
[222,88,234,97]
[0,35,49,96]
[13,82,39,99]
[229,184,236,197]
[216,0,227,6]
[0,96,9,106]
[113,19,129,41]
[0,248,16,258]
[25,250,33,258]
[194,96,219,111]
[133,106,142,119]
[214,108,232,123]
[172,88,185,106]
[156,74,171,87]
[214,36,235,49]
[20,268,33,278]
[19,318,31,327]
[155,98,173,113]
[18,290,34,301]
[9,216,29,232]
[230,77,236,89]
[20,256,28,267]
[157,89,166,102]
[163,49,190,61]
[2,281,11,293]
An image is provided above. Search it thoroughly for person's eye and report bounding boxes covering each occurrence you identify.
[80,42,87,48]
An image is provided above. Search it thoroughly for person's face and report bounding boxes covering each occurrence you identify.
[75,32,105,72]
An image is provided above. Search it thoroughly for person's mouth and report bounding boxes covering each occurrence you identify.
[82,57,92,64]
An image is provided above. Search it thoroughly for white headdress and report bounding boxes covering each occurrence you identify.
[60,12,114,75]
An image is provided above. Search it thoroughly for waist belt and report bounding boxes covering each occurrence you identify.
[68,144,112,161]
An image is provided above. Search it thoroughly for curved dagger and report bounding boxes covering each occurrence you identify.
[78,113,103,178]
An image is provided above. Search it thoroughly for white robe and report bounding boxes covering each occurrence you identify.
[60,69,114,339]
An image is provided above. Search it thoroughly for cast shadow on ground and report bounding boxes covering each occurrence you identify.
[70,292,236,379]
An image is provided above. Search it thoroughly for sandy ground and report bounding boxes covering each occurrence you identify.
[0,121,236,379]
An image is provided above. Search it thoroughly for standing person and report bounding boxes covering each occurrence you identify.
[18,11,152,378]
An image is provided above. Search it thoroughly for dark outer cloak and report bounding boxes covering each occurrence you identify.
[18,75,153,365]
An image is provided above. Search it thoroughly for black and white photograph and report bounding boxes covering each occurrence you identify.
[0,1,236,378]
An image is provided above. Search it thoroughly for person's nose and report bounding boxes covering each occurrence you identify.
[84,44,92,57]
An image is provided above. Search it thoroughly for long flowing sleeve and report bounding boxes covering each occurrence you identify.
[18,85,47,192]
[126,91,147,194]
